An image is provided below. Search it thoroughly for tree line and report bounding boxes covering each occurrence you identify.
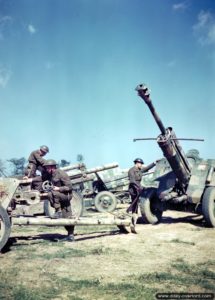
[0,154,84,177]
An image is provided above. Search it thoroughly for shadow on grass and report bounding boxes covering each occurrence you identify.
[161,214,205,227]
[2,228,123,253]
[138,213,205,227]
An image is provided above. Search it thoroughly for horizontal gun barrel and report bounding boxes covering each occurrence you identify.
[61,163,86,171]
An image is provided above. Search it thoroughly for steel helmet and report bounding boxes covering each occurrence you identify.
[134,158,144,164]
[43,159,57,166]
[40,145,49,153]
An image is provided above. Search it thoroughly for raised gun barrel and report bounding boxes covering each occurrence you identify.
[135,84,191,189]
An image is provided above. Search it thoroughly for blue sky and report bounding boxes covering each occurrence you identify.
[0,0,215,168]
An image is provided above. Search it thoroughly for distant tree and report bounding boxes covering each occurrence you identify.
[8,157,26,176]
[59,159,70,168]
[77,154,84,163]
[0,159,7,177]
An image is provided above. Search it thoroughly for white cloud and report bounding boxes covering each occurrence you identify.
[28,24,36,34]
[172,2,188,11]
[193,10,215,46]
[0,66,12,88]
[0,15,13,40]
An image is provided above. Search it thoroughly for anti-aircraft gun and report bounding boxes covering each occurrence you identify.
[134,84,215,227]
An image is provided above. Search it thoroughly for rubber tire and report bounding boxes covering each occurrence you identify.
[94,191,117,213]
[139,188,163,224]
[202,187,215,227]
[0,205,11,252]
[44,191,84,218]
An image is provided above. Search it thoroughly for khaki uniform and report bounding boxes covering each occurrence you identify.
[46,169,74,235]
[25,150,46,178]
[128,162,155,213]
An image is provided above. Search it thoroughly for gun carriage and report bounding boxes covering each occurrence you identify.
[0,163,133,251]
[135,84,215,227]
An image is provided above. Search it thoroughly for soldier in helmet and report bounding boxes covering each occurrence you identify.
[24,145,49,178]
[127,158,156,214]
[43,159,75,242]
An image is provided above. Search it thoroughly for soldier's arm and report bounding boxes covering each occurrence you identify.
[34,152,46,166]
[59,172,73,193]
[142,162,156,173]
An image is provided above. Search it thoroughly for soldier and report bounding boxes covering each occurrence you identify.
[127,158,156,214]
[43,159,75,242]
[24,145,49,178]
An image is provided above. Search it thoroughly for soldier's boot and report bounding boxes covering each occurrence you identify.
[65,234,75,242]
[60,234,75,242]
[130,213,138,234]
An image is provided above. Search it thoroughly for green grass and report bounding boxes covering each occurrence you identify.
[169,238,195,245]
[1,259,214,300]
[11,240,129,261]
[42,248,88,259]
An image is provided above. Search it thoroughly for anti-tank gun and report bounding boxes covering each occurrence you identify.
[14,162,127,216]
[44,162,126,214]
[0,161,135,251]
[135,84,215,227]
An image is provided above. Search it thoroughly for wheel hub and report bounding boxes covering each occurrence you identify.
[100,196,111,207]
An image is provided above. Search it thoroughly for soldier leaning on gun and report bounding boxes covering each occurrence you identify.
[43,159,75,242]
[24,145,49,178]
[127,158,156,214]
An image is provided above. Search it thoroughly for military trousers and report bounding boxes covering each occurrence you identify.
[25,163,44,178]
[47,191,74,234]
[128,184,143,214]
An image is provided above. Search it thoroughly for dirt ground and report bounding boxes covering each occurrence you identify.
[0,208,215,299]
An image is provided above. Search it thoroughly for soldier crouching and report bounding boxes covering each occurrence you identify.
[43,159,75,242]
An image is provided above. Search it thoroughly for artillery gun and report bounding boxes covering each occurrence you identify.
[0,163,135,251]
[11,162,122,217]
[11,162,88,217]
[135,83,215,227]
[43,162,129,214]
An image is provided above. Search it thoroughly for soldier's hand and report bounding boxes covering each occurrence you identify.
[23,176,29,180]
[53,186,60,191]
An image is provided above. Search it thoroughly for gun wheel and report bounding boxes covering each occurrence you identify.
[0,205,11,252]
[202,187,215,227]
[94,191,117,213]
[44,191,84,218]
[139,188,163,224]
